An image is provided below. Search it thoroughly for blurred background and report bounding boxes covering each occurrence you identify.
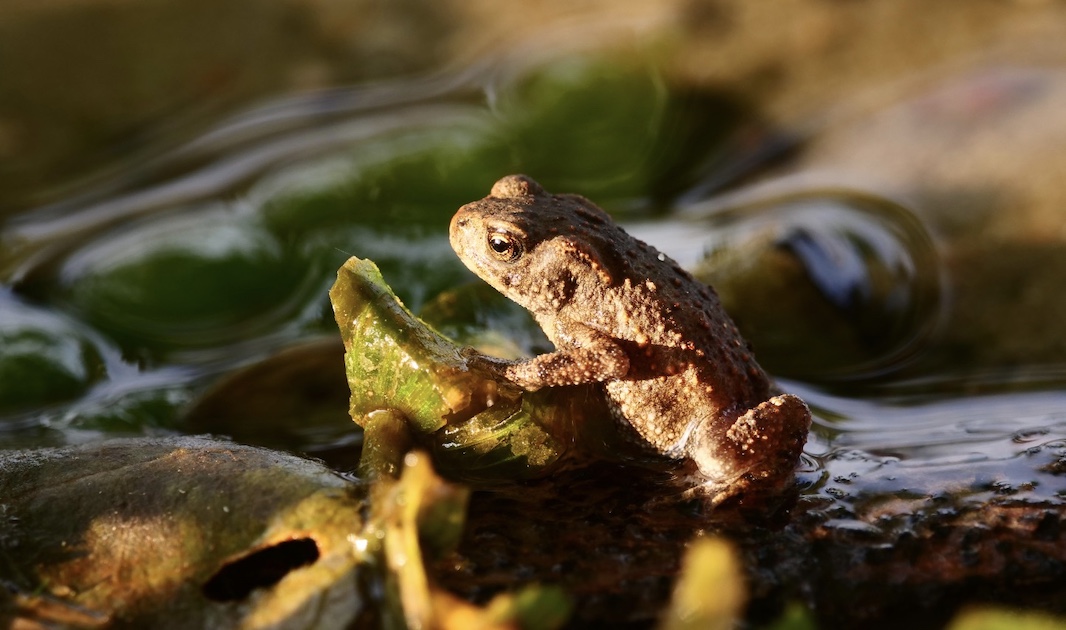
[5,0,1066,214]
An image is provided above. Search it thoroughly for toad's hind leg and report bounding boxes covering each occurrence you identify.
[688,394,812,505]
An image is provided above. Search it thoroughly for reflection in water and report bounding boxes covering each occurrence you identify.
[1,104,489,283]
[792,381,1066,506]
[631,189,944,381]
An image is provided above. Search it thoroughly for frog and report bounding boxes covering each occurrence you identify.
[449,174,811,504]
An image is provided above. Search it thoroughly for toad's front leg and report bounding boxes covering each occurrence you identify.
[502,336,629,391]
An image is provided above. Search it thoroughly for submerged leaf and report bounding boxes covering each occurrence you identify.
[0,293,107,414]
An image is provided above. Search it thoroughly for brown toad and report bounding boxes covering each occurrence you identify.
[449,175,810,503]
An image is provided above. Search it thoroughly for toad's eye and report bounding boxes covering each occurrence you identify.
[487,231,523,262]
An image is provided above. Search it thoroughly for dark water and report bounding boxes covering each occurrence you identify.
[3,46,1066,523]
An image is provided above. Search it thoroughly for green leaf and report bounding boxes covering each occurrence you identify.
[330,256,584,482]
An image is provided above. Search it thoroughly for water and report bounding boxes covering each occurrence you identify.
[2,36,1066,543]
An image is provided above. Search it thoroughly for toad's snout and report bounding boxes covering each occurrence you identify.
[449,209,471,247]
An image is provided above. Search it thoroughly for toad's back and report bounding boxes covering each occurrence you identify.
[450,175,809,494]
